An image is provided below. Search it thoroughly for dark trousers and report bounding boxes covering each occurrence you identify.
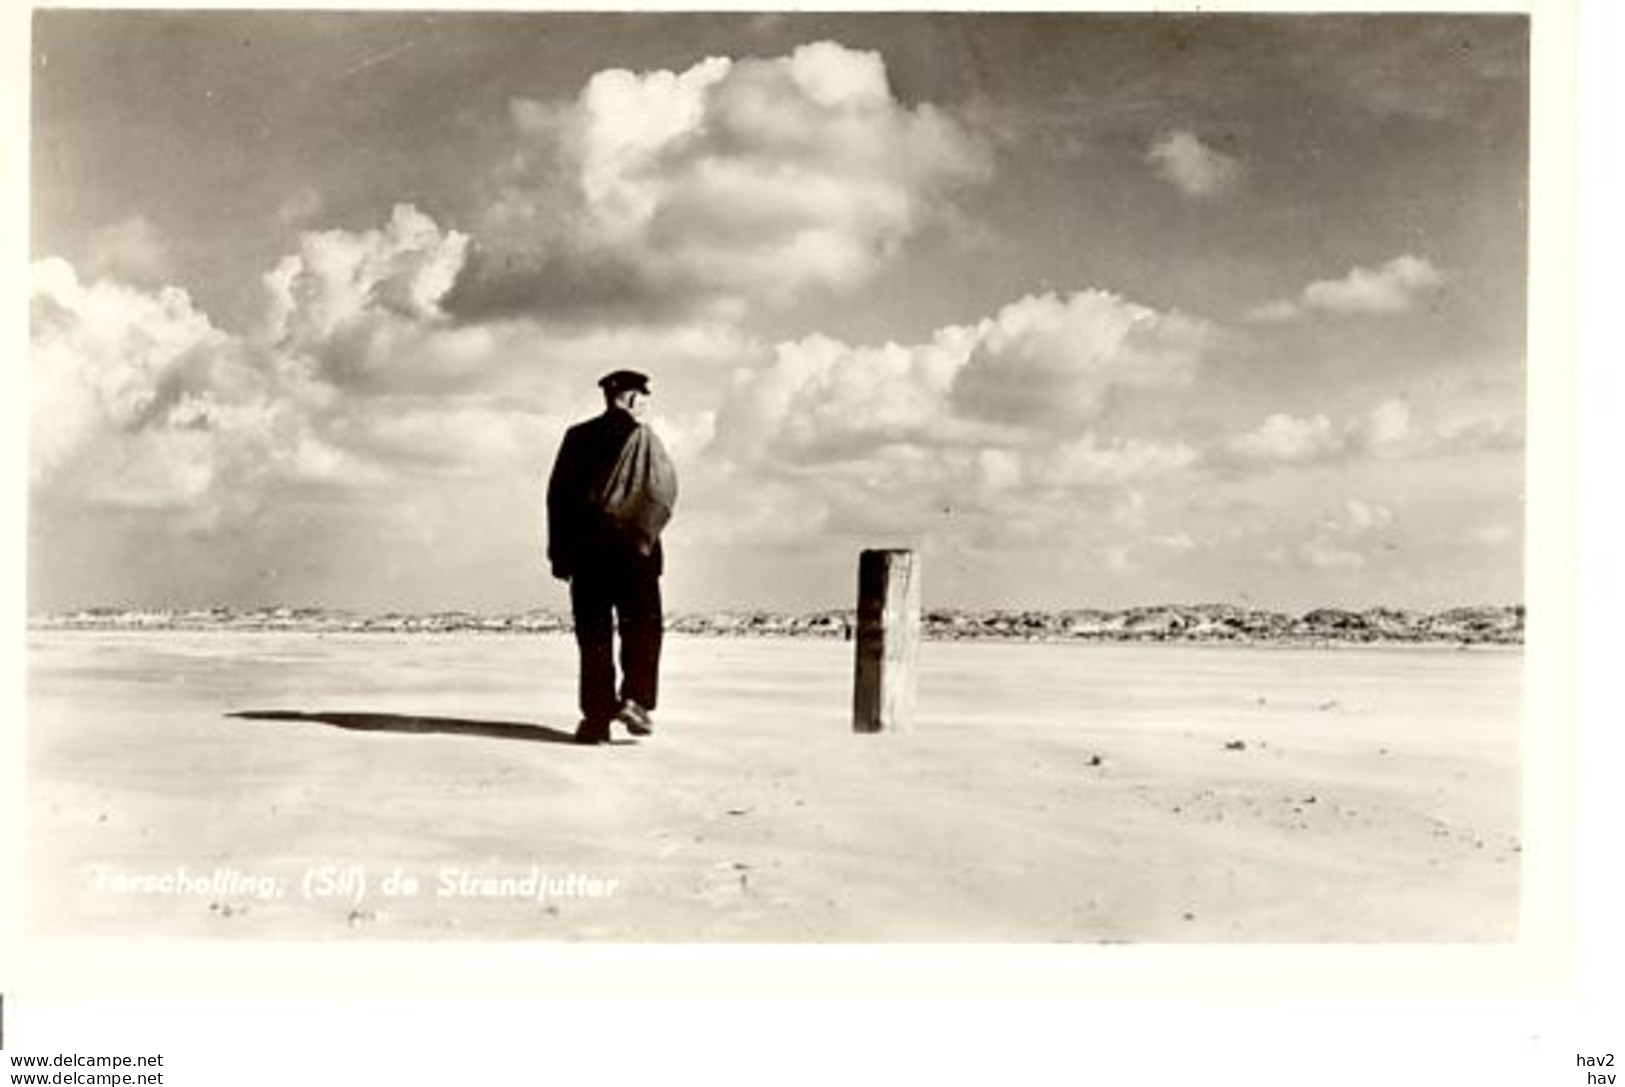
[569,557,663,723]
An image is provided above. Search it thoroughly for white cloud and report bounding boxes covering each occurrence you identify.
[82,216,172,283]
[573,57,733,243]
[29,257,366,523]
[951,291,1212,430]
[33,206,497,524]
[698,287,1211,559]
[1248,254,1446,321]
[1227,393,1520,473]
[31,201,772,534]
[32,257,229,481]
[1432,409,1524,453]
[1275,497,1397,574]
[1363,398,1413,455]
[653,410,719,463]
[714,326,975,462]
[1304,255,1445,314]
[1298,535,1368,572]
[1342,498,1395,533]
[974,448,1025,494]
[1038,434,1200,489]
[1229,412,1347,465]
[261,204,470,386]
[1111,489,1147,529]
[714,289,1214,465]
[1146,129,1241,197]
[1354,395,1522,460]
[471,41,991,314]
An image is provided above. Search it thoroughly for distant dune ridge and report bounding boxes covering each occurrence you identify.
[31,603,1523,645]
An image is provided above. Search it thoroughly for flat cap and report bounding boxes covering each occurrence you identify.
[598,369,651,395]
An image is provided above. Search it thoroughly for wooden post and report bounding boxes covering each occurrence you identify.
[853,549,921,733]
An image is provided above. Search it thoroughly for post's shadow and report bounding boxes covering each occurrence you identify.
[226,710,618,745]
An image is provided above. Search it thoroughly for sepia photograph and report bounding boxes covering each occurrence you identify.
[21,8,1536,951]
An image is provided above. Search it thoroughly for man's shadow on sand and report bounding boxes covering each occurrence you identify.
[226,710,626,745]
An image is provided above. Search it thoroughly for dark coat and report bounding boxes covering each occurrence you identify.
[546,409,676,578]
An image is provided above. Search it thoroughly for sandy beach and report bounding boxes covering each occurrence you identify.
[25,630,1521,942]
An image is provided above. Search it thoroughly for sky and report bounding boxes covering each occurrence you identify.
[26,11,1529,614]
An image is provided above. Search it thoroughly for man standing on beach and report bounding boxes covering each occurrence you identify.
[546,370,678,745]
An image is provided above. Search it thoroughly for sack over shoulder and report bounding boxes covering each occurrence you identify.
[592,423,678,556]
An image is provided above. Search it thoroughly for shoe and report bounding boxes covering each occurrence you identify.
[615,700,653,737]
[573,718,611,745]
